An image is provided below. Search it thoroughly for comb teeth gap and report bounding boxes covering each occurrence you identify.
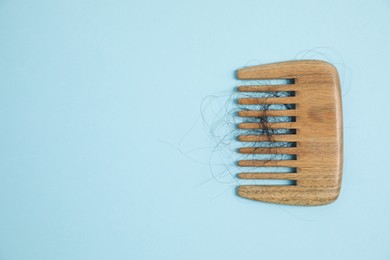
[239,104,296,110]
[237,179,297,186]
[237,167,297,173]
[238,154,297,160]
[238,142,297,148]
[238,91,296,98]
[239,129,297,135]
[238,116,296,123]
[237,78,295,87]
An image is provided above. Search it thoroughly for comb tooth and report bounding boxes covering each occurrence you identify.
[238,186,305,205]
[238,160,298,167]
[238,97,296,105]
[238,185,340,206]
[238,85,295,92]
[238,110,296,117]
[238,134,296,142]
[238,173,297,180]
[238,63,297,79]
[237,60,320,80]
[238,122,296,129]
[239,147,297,154]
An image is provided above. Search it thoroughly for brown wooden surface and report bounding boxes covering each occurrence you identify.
[236,60,343,206]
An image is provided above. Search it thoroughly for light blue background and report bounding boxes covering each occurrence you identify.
[0,1,389,259]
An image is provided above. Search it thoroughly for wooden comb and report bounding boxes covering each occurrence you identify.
[236,60,343,206]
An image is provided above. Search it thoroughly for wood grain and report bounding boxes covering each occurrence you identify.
[236,60,343,206]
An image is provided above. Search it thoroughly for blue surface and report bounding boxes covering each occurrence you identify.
[0,1,389,259]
